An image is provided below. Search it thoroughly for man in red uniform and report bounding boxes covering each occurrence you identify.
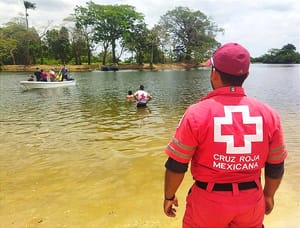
[163,42,287,227]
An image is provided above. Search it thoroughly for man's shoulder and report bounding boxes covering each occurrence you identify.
[186,101,213,116]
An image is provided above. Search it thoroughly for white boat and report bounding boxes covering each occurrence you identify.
[20,80,76,90]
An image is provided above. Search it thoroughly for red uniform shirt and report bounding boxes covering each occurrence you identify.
[165,86,287,183]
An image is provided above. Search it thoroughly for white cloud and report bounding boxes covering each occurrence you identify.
[0,0,299,57]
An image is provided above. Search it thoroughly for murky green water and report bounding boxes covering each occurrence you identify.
[0,65,299,227]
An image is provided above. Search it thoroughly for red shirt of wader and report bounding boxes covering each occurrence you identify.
[165,86,287,183]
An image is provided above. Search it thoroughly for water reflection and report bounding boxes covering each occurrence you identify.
[135,107,151,128]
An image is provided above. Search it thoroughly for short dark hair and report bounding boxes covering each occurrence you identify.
[139,85,144,90]
[215,67,248,86]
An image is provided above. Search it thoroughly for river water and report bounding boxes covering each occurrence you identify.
[0,64,299,227]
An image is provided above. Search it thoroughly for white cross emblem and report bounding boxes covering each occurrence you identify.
[214,106,263,154]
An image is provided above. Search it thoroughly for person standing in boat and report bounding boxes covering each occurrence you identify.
[133,85,152,108]
[34,67,41,81]
[60,65,68,81]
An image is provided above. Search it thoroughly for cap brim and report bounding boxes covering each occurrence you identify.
[204,58,212,67]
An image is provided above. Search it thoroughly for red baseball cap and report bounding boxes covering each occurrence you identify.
[206,42,250,76]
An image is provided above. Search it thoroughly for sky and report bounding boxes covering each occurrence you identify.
[0,0,299,57]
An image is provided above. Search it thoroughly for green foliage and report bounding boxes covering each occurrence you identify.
[43,27,71,64]
[0,28,17,64]
[24,1,36,30]
[39,58,60,65]
[73,2,147,65]
[70,27,88,65]
[158,6,223,62]
[92,3,145,64]
[252,43,300,64]
[2,2,298,67]
[122,22,152,64]
[74,2,96,65]
[0,22,40,64]
[24,1,36,10]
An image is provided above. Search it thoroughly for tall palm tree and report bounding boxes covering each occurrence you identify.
[24,1,36,30]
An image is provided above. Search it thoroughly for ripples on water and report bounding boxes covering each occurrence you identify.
[0,65,299,227]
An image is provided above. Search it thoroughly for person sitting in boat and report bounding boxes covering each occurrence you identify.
[40,69,48,82]
[27,75,34,81]
[49,68,56,82]
[133,85,152,108]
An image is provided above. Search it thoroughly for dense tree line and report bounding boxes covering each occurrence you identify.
[0,1,222,66]
[251,44,300,64]
[2,1,299,66]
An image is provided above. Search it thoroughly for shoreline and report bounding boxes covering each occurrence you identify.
[0,63,203,72]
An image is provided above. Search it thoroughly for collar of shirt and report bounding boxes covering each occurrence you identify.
[200,86,246,102]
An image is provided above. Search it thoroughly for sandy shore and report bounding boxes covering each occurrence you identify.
[0,63,202,72]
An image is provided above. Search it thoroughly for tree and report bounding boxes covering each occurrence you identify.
[1,22,40,65]
[0,28,18,65]
[58,27,71,63]
[70,27,88,65]
[92,4,144,64]
[122,22,151,65]
[252,43,300,64]
[37,22,53,64]
[158,7,223,62]
[74,2,96,65]
[27,27,41,64]
[282,43,296,51]
[24,1,36,30]
[44,27,71,64]
[44,29,59,60]
[22,1,37,65]
[152,24,173,63]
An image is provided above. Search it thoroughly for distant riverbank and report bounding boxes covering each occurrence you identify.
[0,63,202,72]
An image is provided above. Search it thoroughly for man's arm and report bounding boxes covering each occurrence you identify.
[263,162,284,215]
[163,169,185,217]
[133,92,138,101]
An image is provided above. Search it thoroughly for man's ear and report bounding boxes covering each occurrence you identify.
[211,68,219,81]
[211,69,222,89]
